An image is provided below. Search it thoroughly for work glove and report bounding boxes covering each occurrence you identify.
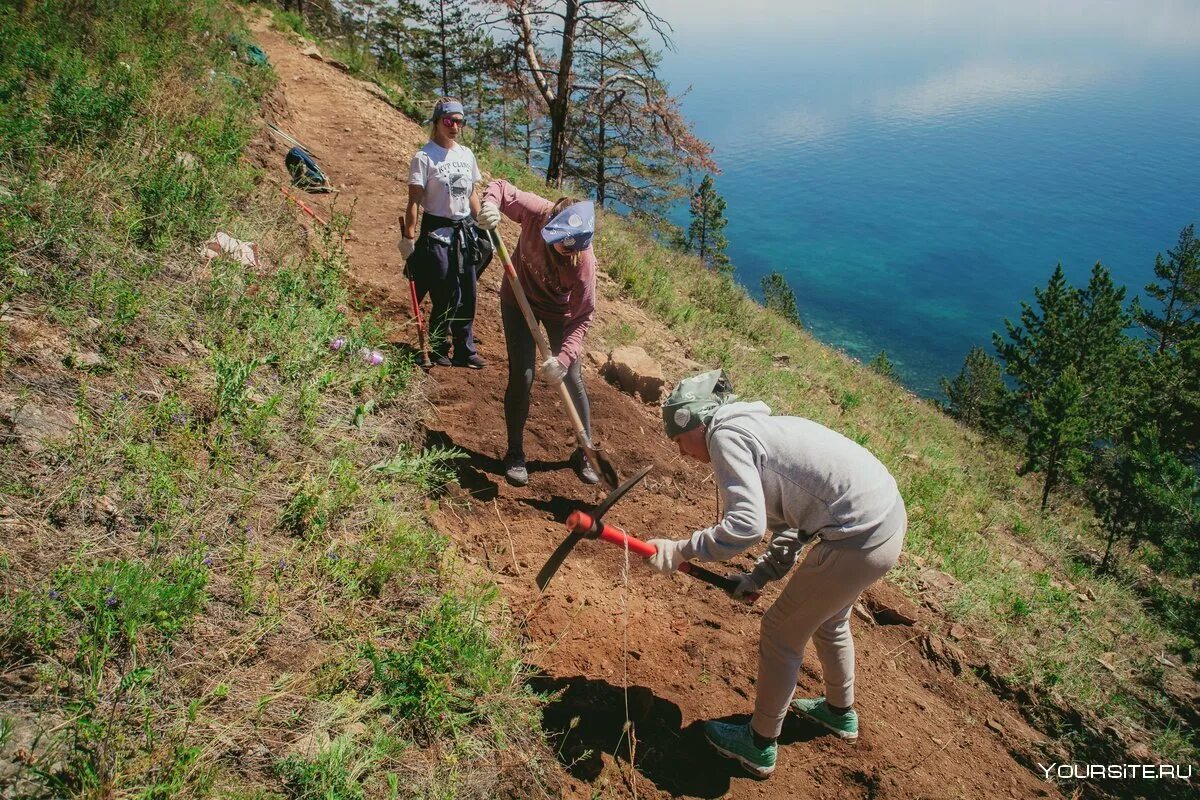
[538,356,567,386]
[646,538,690,575]
[397,237,415,259]
[732,572,761,601]
[477,201,501,231]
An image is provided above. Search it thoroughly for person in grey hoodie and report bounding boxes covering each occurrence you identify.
[646,370,907,778]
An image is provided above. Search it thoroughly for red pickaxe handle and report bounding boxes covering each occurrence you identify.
[565,511,760,603]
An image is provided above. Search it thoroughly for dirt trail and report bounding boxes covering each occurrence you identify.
[251,16,1061,799]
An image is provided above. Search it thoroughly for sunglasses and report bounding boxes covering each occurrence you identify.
[440,117,465,127]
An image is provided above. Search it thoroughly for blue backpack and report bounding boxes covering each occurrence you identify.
[285,147,330,193]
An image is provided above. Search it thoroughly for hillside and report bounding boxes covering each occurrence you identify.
[1,2,1194,799]
[243,8,1196,799]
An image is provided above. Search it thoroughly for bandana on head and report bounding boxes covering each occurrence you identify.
[541,201,595,252]
[430,100,464,122]
[662,369,736,439]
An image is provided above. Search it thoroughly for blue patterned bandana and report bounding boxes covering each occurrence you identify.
[541,201,595,251]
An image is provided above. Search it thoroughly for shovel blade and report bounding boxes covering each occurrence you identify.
[582,445,620,491]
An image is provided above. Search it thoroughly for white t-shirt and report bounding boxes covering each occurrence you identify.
[408,142,481,220]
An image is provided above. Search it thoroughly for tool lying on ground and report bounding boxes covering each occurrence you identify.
[537,465,760,603]
[407,272,430,368]
[488,229,619,490]
[266,122,321,159]
[278,185,328,226]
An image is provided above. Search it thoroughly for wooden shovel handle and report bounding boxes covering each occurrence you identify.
[489,230,595,450]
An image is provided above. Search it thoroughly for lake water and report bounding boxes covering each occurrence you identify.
[654,1,1200,396]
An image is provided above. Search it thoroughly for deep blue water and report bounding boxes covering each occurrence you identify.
[655,1,1200,396]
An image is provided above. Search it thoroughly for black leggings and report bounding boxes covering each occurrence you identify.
[500,296,591,458]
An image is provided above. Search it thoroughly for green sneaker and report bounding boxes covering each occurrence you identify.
[702,720,777,778]
[790,697,859,740]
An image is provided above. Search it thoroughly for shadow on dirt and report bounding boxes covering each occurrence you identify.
[424,429,576,503]
[530,672,827,797]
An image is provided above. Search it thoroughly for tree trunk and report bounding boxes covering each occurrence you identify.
[1040,456,1057,512]
[595,105,606,205]
[438,0,449,97]
[544,0,579,188]
[1101,524,1118,572]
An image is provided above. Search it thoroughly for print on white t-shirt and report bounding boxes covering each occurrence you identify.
[408,142,481,220]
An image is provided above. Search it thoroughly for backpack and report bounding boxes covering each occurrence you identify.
[285,147,330,193]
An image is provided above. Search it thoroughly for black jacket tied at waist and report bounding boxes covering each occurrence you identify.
[413,213,493,281]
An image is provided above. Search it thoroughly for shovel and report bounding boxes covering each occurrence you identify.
[488,229,619,490]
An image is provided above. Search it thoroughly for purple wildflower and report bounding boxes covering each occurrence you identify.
[326,551,339,563]
[277,558,287,571]
[105,596,119,608]
[48,589,61,601]
[329,337,347,352]
[170,412,188,426]
[202,554,214,567]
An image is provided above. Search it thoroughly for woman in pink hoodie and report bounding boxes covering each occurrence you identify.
[476,180,599,487]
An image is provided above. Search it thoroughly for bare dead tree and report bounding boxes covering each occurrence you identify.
[496,0,675,188]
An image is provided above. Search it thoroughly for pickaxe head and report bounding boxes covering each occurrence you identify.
[535,465,652,591]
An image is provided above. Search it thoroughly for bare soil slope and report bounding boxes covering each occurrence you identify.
[251,17,1061,799]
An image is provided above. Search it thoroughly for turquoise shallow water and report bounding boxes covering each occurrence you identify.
[657,2,1200,396]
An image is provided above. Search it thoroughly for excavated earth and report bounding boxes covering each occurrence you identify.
[251,17,1064,799]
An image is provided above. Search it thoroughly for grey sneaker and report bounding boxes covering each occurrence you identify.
[790,697,859,740]
[703,720,777,778]
[571,448,600,486]
[503,453,528,486]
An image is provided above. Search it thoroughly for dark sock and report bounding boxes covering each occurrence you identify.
[826,702,852,716]
[750,727,776,750]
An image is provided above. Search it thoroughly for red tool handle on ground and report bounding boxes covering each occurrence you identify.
[407,273,428,364]
[279,185,328,226]
[566,510,760,603]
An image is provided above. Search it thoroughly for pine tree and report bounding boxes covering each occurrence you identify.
[1024,366,1090,510]
[1091,427,1200,572]
[688,174,729,272]
[869,351,897,380]
[1133,223,1200,461]
[1074,262,1133,443]
[994,265,1095,508]
[1136,224,1200,354]
[993,264,1080,415]
[761,271,800,324]
[940,346,1008,434]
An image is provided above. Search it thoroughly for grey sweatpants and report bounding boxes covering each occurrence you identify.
[751,499,907,739]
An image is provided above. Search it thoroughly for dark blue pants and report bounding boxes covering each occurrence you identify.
[411,224,478,359]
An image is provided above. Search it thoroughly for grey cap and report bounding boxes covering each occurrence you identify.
[662,369,736,438]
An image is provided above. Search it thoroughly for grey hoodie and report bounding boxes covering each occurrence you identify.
[680,402,903,589]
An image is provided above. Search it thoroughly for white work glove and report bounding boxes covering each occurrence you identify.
[646,538,690,575]
[732,573,761,600]
[538,356,567,385]
[397,237,415,259]
[477,201,501,231]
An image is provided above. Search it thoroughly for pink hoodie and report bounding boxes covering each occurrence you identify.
[482,180,596,368]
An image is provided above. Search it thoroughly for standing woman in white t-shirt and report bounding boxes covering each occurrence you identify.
[398,98,490,368]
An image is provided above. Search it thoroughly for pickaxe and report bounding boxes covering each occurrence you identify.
[536,466,760,603]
